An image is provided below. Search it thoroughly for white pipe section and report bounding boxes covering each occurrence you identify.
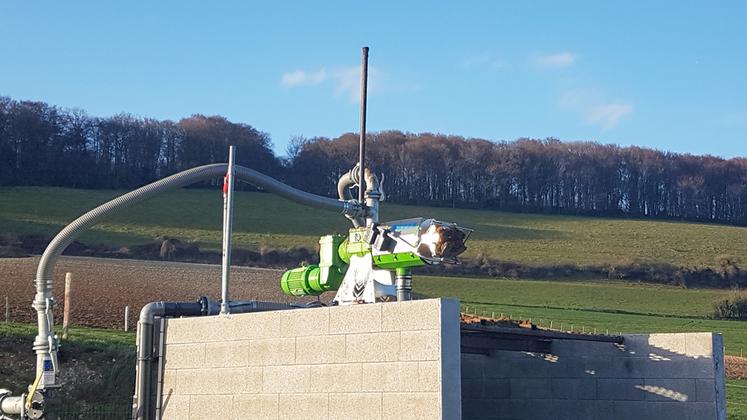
[0,393,24,416]
[220,146,236,315]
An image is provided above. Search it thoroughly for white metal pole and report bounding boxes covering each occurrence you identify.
[4,295,8,323]
[124,306,129,332]
[220,145,236,315]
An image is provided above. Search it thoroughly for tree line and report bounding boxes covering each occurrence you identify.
[288,133,747,225]
[2,96,746,225]
[0,97,280,189]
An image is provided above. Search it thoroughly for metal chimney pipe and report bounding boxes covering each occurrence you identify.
[358,46,369,205]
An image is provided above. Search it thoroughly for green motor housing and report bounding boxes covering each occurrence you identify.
[280,234,348,296]
[280,265,322,296]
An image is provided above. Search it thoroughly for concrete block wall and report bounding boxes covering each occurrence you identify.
[159,298,461,420]
[462,332,726,420]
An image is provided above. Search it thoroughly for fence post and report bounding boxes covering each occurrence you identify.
[62,272,72,339]
[4,296,8,323]
[124,306,130,332]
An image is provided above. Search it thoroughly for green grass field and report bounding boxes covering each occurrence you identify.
[2,186,747,269]
[3,186,747,348]
[3,186,747,415]
[415,275,747,355]
[728,380,747,419]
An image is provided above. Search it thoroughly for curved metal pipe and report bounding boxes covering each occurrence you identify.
[36,164,354,284]
[31,163,364,390]
[337,165,364,227]
[337,166,358,201]
[133,298,295,420]
[235,166,359,217]
[132,301,206,420]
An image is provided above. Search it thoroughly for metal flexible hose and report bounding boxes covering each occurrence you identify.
[36,164,350,284]
[30,163,362,394]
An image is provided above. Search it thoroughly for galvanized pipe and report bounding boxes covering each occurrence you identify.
[220,146,237,315]
[337,165,365,227]
[364,169,381,226]
[336,165,358,201]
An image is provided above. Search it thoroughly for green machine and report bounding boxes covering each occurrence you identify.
[281,217,471,304]
[277,47,472,305]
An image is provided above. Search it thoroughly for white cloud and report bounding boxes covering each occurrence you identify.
[281,65,382,103]
[281,69,327,87]
[559,89,589,108]
[585,103,634,130]
[560,89,633,130]
[331,66,362,102]
[534,52,576,69]
[332,66,384,103]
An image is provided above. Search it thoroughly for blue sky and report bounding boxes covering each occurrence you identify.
[1,1,746,158]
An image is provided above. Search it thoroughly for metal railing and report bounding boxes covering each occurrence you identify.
[49,400,131,420]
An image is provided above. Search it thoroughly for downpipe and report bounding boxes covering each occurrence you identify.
[132,298,296,420]
[132,299,208,420]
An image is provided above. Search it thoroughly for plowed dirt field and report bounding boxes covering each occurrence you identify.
[0,257,325,329]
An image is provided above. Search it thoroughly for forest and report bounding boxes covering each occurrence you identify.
[1,96,746,225]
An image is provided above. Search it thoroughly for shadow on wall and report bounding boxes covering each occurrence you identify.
[461,332,725,420]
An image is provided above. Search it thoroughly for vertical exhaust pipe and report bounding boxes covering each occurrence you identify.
[358,46,369,205]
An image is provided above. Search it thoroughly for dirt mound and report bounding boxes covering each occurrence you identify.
[726,355,747,379]
[460,313,534,329]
